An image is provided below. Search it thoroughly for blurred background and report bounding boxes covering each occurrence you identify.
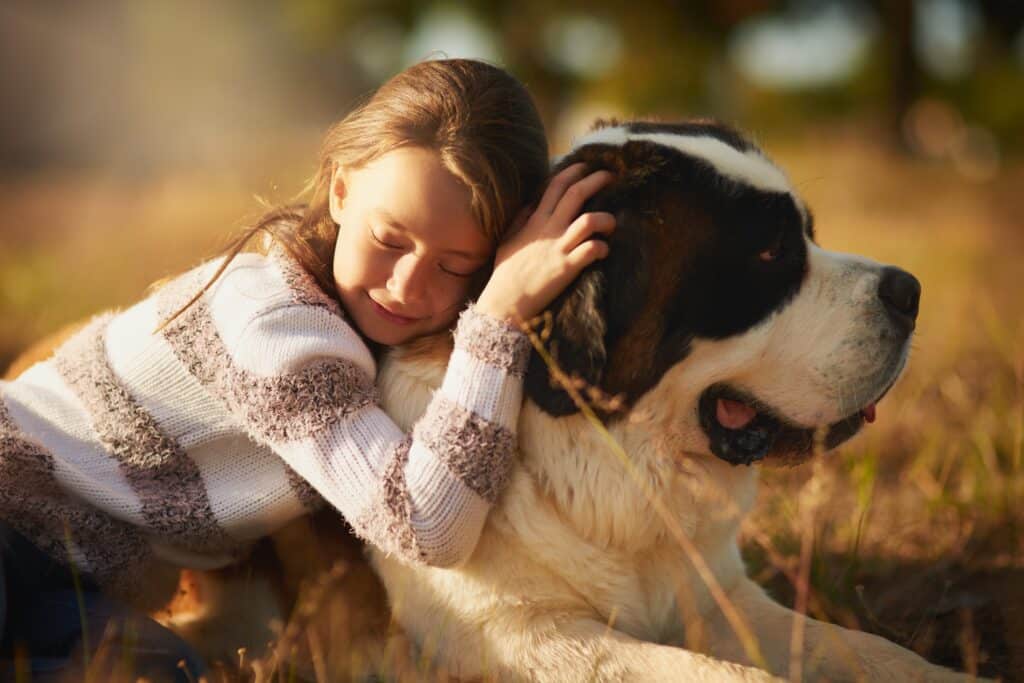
[1,0,1022,360]
[1,0,1022,679]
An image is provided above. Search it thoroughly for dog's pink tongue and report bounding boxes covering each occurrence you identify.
[716,398,757,429]
[862,403,877,423]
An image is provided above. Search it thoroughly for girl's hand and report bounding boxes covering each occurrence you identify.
[475,163,616,325]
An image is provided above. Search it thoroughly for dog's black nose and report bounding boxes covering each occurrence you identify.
[878,267,921,328]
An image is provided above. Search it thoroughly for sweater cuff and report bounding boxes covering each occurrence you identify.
[452,304,531,376]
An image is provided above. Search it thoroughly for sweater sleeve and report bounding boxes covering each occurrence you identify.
[160,279,531,567]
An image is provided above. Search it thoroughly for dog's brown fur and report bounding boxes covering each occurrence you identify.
[3,323,84,380]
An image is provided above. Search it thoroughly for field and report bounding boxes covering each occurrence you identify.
[1,127,1021,681]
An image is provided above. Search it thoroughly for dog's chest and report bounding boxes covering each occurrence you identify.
[623,561,689,644]
[575,474,756,645]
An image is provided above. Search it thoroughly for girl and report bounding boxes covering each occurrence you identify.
[0,59,615,681]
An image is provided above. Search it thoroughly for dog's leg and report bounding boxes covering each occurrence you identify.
[409,613,784,682]
[700,577,979,682]
[534,618,789,682]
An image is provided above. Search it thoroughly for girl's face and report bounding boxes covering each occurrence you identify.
[330,146,492,346]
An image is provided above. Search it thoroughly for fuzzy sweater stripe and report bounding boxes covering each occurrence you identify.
[0,250,529,598]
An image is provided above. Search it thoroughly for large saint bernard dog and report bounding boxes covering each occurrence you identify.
[369,121,974,682]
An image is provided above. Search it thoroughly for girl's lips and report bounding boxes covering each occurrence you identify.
[368,296,419,325]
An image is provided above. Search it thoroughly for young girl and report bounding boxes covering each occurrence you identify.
[0,59,615,681]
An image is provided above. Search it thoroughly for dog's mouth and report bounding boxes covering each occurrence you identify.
[697,384,883,466]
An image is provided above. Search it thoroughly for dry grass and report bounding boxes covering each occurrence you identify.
[1,129,1021,681]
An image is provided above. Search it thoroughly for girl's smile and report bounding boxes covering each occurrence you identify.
[367,294,422,326]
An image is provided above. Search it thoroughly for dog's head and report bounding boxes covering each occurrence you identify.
[526,120,920,466]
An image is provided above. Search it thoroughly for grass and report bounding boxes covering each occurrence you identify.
[0,127,1021,681]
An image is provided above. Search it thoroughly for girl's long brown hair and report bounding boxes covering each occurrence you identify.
[159,58,548,331]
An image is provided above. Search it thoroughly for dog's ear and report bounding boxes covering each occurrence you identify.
[524,266,608,416]
[524,202,654,417]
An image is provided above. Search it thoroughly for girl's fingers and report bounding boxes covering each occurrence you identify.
[560,212,616,252]
[564,238,610,272]
[548,170,615,231]
[535,163,588,217]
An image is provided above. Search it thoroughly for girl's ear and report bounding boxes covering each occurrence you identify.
[328,163,348,224]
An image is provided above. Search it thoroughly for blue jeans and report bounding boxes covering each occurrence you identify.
[0,526,206,683]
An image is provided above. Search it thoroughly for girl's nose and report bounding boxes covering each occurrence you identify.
[386,253,429,304]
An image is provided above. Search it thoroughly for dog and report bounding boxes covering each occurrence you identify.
[367,120,974,682]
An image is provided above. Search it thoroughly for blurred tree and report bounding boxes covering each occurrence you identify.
[874,0,919,148]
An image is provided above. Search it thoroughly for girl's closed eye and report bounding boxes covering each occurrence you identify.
[370,228,405,250]
[439,262,478,278]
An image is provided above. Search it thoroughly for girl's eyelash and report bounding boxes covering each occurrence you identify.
[371,229,402,250]
[439,264,475,278]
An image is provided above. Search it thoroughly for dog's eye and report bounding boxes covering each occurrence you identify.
[758,246,780,262]
[757,233,784,263]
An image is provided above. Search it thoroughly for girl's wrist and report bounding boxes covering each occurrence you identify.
[458,303,532,373]
[473,292,520,324]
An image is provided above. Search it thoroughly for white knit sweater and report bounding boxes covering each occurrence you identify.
[0,250,529,601]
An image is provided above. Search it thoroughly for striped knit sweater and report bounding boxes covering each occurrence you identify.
[0,250,529,604]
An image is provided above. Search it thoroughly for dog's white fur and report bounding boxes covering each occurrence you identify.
[368,128,972,682]
[570,126,793,194]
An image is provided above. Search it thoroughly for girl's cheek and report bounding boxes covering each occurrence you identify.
[366,248,398,277]
[438,278,472,311]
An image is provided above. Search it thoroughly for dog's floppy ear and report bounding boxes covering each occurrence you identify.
[524,139,628,417]
[525,141,650,417]
[524,266,608,416]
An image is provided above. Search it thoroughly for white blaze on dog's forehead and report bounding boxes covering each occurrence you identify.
[569,126,794,195]
[809,242,880,272]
